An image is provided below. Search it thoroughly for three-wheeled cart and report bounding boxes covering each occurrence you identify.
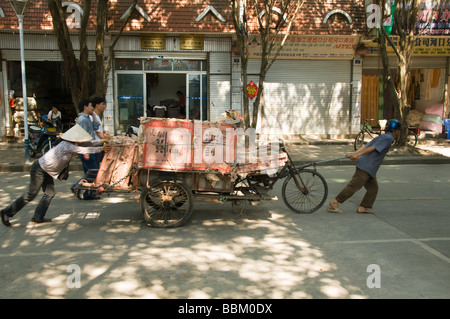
[74,118,328,228]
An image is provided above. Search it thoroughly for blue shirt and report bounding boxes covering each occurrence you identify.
[356,132,394,178]
[77,113,100,139]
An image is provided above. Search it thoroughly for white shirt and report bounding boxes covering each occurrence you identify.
[48,110,62,121]
[38,140,102,179]
[89,112,103,141]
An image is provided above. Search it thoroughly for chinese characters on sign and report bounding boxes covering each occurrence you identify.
[140,34,206,50]
[366,36,450,56]
[416,2,450,35]
[180,34,205,50]
[247,35,360,60]
[141,34,166,50]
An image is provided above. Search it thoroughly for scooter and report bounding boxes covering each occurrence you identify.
[29,115,60,157]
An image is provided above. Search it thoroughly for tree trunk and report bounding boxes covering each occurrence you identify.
[232,0,250,128]
[378,0,419,148]
[94,0,107,97]
[48,0,82,113]
[232,0,304,130]
[242,58,250,129]
[48,0,137,113]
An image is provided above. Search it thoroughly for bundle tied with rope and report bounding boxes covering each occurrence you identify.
[94,135,142,192]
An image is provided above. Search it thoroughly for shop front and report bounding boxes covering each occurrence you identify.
[0,47,80,137]
[245,34,361,137]
[114,56,208,133]
[102,34,232,135]
[362,36,449,133]
[0,30,233,138]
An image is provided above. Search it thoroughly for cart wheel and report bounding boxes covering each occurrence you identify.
[281,169,328,214]
[140,180,193,228]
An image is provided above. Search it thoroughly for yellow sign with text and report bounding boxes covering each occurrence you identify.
[247,35,360,60]
[180,34,204,50]
[141,34,166,50]
[366,36,450,56]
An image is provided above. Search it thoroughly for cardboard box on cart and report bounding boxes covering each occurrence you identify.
[141,118,237,172]
[140,117,286,175]
[142,118,194,170]
[192,121,236,173]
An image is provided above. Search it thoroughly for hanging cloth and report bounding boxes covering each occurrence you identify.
[430,69,441,88]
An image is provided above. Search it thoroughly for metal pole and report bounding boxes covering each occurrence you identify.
[18,14,31,163]
[314,157,349,164]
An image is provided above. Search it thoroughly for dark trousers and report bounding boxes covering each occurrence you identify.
[2,161,55,221]
[95,151,105,166]
[335,168,378,208]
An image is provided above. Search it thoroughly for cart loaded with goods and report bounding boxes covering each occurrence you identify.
[74,112,328,227]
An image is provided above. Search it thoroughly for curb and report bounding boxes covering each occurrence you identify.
[0,163,84,173]
[1,157,449,173]
[1,141,449,173]
[284,141,354,146]
[293,155,450,167]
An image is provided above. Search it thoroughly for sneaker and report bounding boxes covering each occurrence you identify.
[71,187,83,200]
[84,196,101,200]
[1,210,12,227]
[31,218,52,224]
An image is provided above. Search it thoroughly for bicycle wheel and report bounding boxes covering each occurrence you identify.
[406,131,418,147]
[354,131,365,150]
[140,180,193,228]
[42,143,50,155]
[281,169,328,214]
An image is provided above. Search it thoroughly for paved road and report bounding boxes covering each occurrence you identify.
[0,164,449,299]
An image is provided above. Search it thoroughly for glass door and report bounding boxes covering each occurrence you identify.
[187,74,207,121]
[116,73,144,131]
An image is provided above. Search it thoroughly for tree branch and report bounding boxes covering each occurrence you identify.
[104,0,138,91]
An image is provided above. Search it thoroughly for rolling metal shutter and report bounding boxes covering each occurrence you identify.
[209,52,231,121]
[248,59,352,135]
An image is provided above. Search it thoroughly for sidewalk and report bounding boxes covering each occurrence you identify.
[1,135,450,172]
[282,134,450,166]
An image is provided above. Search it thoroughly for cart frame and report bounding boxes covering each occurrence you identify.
[74,140,328,228]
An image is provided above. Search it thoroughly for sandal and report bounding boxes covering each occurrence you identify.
[1,210,12,227]
[357,208,374,214]
[327,202,344,213]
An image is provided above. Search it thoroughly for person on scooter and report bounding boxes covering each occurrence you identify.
[48,106,62,129]
[1,125,109,227]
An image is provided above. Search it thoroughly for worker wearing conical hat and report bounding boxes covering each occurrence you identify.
[1,124,110,227]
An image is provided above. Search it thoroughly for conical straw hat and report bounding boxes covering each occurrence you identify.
[61,124,93,142]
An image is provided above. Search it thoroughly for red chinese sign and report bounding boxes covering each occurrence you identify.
[246,81,258,100]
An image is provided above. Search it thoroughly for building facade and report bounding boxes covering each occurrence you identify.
[2,1,445,141]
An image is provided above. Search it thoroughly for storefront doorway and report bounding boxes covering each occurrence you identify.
[6,61,75,128]
[361,67,446,132]
[115,58,207,132]
[146,73,206,121]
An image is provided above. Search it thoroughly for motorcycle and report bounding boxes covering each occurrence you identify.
[29,115,61,158]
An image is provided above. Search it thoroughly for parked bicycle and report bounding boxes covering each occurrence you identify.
[354,118,418,150]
